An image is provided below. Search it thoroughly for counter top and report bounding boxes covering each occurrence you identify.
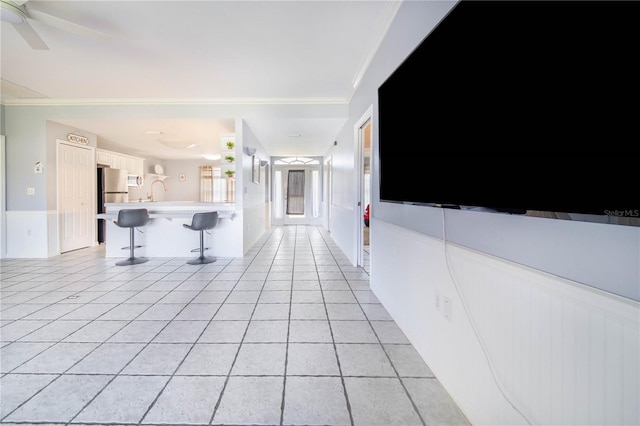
[99,201,236,220]
[108,201,235,209]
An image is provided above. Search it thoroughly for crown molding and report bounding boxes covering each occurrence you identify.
[1,96,350,107]
[350,0,402,93]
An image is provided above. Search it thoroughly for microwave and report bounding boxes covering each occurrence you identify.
[127,174,143,186]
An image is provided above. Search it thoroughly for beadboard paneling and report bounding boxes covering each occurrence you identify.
[371,220,640,425]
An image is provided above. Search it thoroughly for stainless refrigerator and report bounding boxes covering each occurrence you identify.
[97,167,129,243]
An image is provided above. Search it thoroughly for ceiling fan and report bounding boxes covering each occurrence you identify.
[0,0,108,50]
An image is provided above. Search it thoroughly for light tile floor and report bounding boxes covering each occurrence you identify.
[0,225,470,426]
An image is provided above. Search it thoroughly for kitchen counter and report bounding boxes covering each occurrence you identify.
[98,202,242,259]
[97,201,236,220]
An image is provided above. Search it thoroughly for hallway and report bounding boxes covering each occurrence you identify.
[0,226,469,425]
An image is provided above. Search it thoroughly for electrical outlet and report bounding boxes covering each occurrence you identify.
[27,187,35,195]
[443,297,452,321]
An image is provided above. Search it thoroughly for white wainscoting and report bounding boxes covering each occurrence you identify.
[371,219,639,426]
[243,203,266,255]
[6,210,52,258]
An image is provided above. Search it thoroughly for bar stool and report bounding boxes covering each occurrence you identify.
[183,211,218,264]
[113,208,150,266]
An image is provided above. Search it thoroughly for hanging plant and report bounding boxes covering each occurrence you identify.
[224,155,235,163]
[225,169,235,177]
[226,140,235,149]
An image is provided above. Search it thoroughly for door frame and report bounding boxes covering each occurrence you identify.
[57,139,96,253]
[354,105,372,267]
[272,164,322,226]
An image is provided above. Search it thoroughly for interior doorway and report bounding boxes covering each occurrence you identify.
[272,158,322,226]
[355,106,372,268]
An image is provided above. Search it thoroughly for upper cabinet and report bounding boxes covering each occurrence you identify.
[96,149,112,166]
[96,148,145,178]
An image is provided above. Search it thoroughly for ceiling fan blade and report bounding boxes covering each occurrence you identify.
[11,21,48,50]
[26,6,109,41]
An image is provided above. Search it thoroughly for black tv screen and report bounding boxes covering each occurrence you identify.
[378,0,639,219]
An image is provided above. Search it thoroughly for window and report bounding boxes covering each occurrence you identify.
[274,171,283,219]
[286,170,305,215]
[200,165,213,202]
[201,166,233,202]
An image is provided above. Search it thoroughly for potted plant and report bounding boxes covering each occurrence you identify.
[225,169,235,178]
[224,155,235,163]
[226,140,235,149]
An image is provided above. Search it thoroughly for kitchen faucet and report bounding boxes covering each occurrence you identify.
[150,179,167,202]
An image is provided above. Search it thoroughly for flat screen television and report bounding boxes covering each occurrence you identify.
[378,0,639,222]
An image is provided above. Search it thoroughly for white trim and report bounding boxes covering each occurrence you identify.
[354,105,373,267]
[2,97,349,106]
[0,135,6,258]
[5,210,53,258]
[350,0,403,94]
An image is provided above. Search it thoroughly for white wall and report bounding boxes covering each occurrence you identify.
[240,120,268,253]
[372,219,639,425]
[0,135,6,258]
[326,0,640,424]
[5,211,51,258]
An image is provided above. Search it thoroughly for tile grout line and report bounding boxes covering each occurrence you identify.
[0,258,188,422]
[135,253,252,426]
[62,258,213,426]
[307,225,355,426]
[208,227,284,426]
[278,225,298,426]
[317,227,427,426]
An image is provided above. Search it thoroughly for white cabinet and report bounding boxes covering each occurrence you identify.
[96,149,145,182]
[110,153,128,171]
[126,156,144,177]
[96,150,112,166]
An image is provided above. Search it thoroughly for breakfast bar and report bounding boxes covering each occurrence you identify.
[97,202,242,259]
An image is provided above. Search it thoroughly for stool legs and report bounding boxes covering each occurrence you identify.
[187,230,216,265]
[116,227,148,266]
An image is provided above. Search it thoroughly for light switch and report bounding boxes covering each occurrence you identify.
[27,187,35,195]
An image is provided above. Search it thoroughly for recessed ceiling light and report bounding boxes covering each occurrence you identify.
[145,130,163,135]
[186,144,196,149]
[287,133,301,137]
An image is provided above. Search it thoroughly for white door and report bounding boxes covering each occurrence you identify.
[59,142,94,253]
[273,166,321,226]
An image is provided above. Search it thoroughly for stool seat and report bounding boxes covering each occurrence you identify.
[183,211,218,264]
[114,208,149,266]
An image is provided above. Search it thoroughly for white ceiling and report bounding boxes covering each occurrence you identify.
[1,0,399,159]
